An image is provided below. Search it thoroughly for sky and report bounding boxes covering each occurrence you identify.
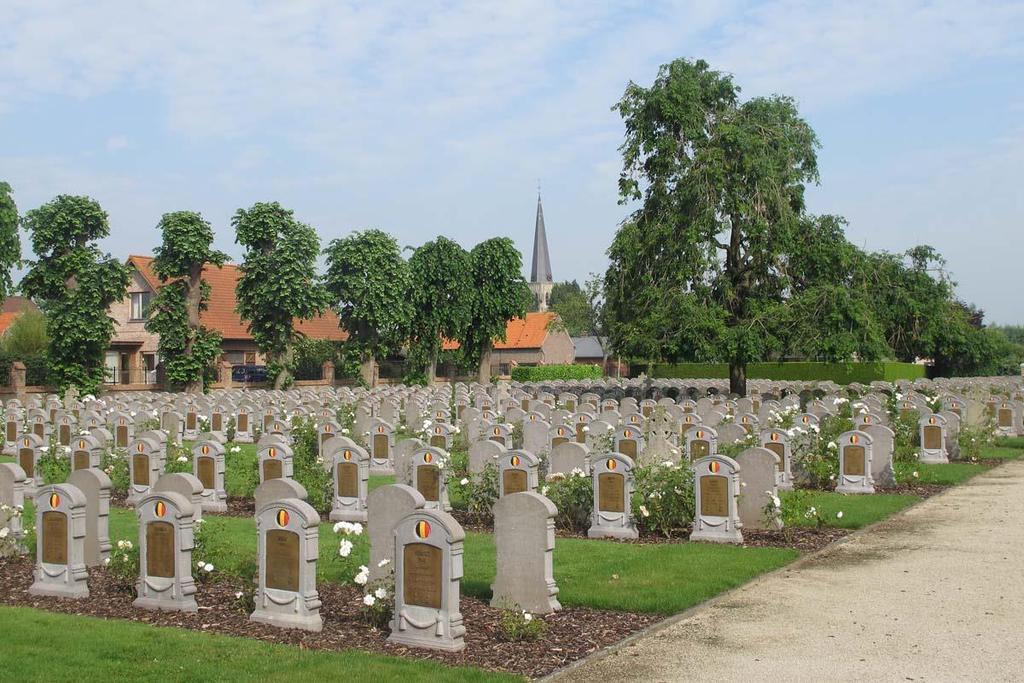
[1,0,1022,323]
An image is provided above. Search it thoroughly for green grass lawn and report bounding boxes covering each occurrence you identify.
[782,491,922,529]
[98,505,796,616]
[0,606,515,683]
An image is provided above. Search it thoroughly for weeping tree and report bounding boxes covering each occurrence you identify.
[406,236,473,382]
[233,202,329,389]
[323,229,412,387]
[145,211,227,394]
[460,237,531,383]
[0,182,21,301]
[606,58,884,395]
[20,195,130,394]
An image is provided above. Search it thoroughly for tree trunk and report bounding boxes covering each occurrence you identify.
[478,346,493,385]
[184,264,204,395]
[359,354,376,388]
[729,360,747,397]
[273,344,295,390]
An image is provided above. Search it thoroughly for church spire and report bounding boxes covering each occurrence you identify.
[530,192,553,284]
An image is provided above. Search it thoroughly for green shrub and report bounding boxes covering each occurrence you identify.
[632,461,694,537]
[648,361,926,384]
[510,364,602,382]
[290,417,332,512]
[542,469,592,532]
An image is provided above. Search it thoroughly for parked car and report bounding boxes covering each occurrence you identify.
[231,364,268,383]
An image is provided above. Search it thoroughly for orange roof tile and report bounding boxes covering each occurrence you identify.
[443,311,555,351]
[0,311,22,336]
[127,255,347,342]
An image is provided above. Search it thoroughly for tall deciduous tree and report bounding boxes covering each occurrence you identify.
[0,182,21,300]
[607,58,872,394]
[233,202,328,389]
[145,211,227,394]
[406,236,473,382]
[461,237,531,383]
[20,195,130,394]
[323,229,412,387]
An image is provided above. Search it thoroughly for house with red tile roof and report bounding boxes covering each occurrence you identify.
[0,297,41,336]
[106,255,346,385]
[440,311,575,378]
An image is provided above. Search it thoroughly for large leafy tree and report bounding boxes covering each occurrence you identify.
[607,58,882,394]
[0,182,21,300]
[145,211,227,394]
[233,202,329,389]
[20,195,130,394]
[323,229,412,387]
[550,274,606,339]
[406,236,473,382]
[460,237,531,383]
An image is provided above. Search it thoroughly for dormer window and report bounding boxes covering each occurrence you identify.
[130,291,152,321]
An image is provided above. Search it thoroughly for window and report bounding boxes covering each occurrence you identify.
[130,291,152,320]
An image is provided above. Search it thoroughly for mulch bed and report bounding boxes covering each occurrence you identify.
[741,527,849,552]
[0,556,658,679]
[881,482,947,497]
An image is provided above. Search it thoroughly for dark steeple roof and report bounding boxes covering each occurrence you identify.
[530,194,553,283]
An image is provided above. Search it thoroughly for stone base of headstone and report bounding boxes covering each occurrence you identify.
[28,576,89,599]
[836,480,875,495]
[133,593,198,613]
[329,507,368,523]
[918,451,949,464]
[586,524,639,540]
[370,465,395,476]
[876,464,897,488]
[250,609,323,633]
[689,526,743,544]
[201,498,228,514]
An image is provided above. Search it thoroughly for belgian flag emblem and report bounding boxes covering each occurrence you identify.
[770,432,779,442]
[709,461,721,474]
[510,455,520,467]
[277,509,290,527]
[268,448,277,458]
[154,501,166,518]
[415,520,431,539]
[606,458,617,471]
[202,445,209,455]
[423,452,433,464]
[343,449,352,461]
[850,434,859,445]
[49,492,60,509]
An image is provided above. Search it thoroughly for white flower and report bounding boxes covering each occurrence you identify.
[523,612,533,622]
[912,471,919,478]
[828,442,837,450]
[362,594,376,607]
[460,478,469,486]
[103,556,111,566]
[771,495,781,508]
[176,455,187,463]
[338,540,353,557]
[374,587,388,600]
[0,527,8,539]
[836,511,844,519]
[230,446,241,453]
[235,591,243,599]
[639,505,650,518]
[377,558,390,568]
[204,562,214,572]
[333,522,345,533]
[354,566,369,585]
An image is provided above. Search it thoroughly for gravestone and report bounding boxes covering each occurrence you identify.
[836,430,875,494]
[498,450,539,497]
[734,448,782,530]
[862,424,897,487]
[17,433,45,494]
[235,408,254,443]
[133,491,198,612]
[127,437,163,506]
[587,453,638,540]
[369,419,395,473]
[468,439,503,476]
[258,443,294,484]
[690,455,743,544]
[614,425,643,461]
[367,484,425,583]
[486,423,512,448]
[0,463,27,550]
[66,469,112,567]
[153,473,205,523]
[412,447,450,511]
[251,498,323,632]
[388,508,466,652]
[192,440,228,513]
[490,492,560,614]
[522,419,549,456]
[254,478,308,511]
[918,413,948,464]
[685,426,718,462]
[330,444,369,522]
[29,484,89,598]
[70,434,102,472]
[549,441,590,476]
[393,438,425,486]
[760,428,794,491]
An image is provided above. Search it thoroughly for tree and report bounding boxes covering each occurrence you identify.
[548,281,582,309]
[145,211,227,394]
[20,195,130,394]
[1,307,48,357]
[323,229,412,387]
[0,182,21,300]
[550,274,606,339]
[233,202,329,389]
[460,237,531,383]
[607,58,881,394]
[406,236,473,381]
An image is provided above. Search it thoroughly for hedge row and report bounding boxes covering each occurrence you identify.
[646,361,926,384]
[510,364,604,382]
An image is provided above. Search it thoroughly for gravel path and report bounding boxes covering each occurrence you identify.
[552,460,1024,682]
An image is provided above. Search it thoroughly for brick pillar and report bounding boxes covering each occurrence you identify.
[220,361,234,389]
[10,361,26,401]
[322,360,335,385]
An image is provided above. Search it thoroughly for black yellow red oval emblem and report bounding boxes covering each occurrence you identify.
[510,455,520,467]
[276,509,290,526]
[606,458,617,470]
[415,520,431,539]
[709,461,721,473]
[154,500,166,518]
[49,492,60,509]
